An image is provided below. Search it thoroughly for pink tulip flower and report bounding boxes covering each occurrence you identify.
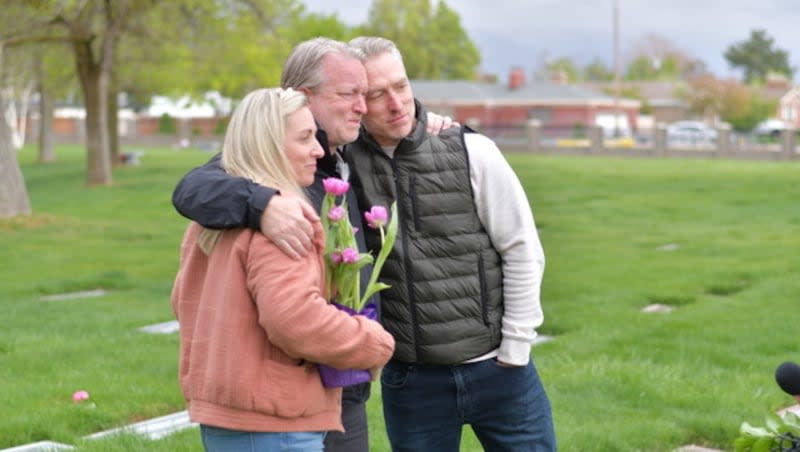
[327,205,345,221]
[364,206,388,229]
[323,177,350,196]
[341,248,359,263]
[72,390,90,403]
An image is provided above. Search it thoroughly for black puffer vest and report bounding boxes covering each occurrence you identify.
[345,102,503,364]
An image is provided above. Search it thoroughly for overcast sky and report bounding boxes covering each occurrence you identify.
[300,0,798,81]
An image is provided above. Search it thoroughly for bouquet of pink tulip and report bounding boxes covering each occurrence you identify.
[320,177,397,313]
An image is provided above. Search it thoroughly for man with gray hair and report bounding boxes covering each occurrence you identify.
[344,36,556,451]
[172,36,455,452]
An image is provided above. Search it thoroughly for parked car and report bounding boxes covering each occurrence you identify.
[754,119,788,138]
[666,120,718,146]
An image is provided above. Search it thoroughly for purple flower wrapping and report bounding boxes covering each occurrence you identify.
[318,303,378,388]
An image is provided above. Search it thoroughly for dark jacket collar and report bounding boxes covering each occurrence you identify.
[315,125,338,177]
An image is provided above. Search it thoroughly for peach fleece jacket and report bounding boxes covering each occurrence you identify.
[171,219,395,433]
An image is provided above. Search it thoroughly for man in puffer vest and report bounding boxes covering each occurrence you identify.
[345,36,556,452]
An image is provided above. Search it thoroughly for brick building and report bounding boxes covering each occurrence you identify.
[412,68,640,139]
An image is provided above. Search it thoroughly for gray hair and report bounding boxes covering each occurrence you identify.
[281,37,365,91]
[348,36,404,63]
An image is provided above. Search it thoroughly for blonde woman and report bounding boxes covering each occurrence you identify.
[171,88,395,452]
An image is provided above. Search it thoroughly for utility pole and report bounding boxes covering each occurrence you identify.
[613,0,621,137]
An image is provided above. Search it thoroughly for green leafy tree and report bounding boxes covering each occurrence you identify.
[686,74,775,131]
[358,0,479,79]
[584,58,613,81]
[115,3,198,110]
[725,91,776,132]
[724,29,795,83]
[121,0,302,104]
[685,74,725,118]
[0,0,171,185]
[0,2,41,217]
[655,54,681,79]
[426,2,479,79]
[3,0,309,185]
[185,0,303,97]
[32,41,76,163]
[626,33,707,81]
[0,96,31,219]
[0,43,36,150]
[547,57,579,82]
[625,55,658,81]
[157,113,177,134]
[289,11,352,43]
[624,53,688,81]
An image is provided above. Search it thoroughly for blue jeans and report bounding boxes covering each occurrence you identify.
[200,425,325,452]
[381,357,556,452]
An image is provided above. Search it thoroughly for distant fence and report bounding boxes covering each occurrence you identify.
[30,116,799,161]
[495,121,799,161]
[27,115,226,151]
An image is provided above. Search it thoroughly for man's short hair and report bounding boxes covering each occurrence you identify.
[348,36,404,62]
[281,37,364,91]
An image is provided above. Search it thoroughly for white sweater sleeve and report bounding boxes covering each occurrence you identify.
[465,133,546,366]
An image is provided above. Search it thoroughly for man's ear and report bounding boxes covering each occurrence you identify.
[298,87,313,97]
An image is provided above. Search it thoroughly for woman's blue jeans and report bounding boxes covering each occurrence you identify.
[200,425,325,452]
[381,357,556,451]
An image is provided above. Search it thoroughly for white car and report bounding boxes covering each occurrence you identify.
[666,121,718,146]
[754,119,788,138]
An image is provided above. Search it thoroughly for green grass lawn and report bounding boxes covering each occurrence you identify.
[2,145,798,451]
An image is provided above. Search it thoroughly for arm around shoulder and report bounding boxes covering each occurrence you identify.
[172,153,277,230]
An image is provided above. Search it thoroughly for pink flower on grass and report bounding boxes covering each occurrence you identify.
[327,206,345,221]
[364,206,388,229]
[340,248,359,263]
[330,251,343,264]
[323,177,350,196]
[72,390,90,403]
